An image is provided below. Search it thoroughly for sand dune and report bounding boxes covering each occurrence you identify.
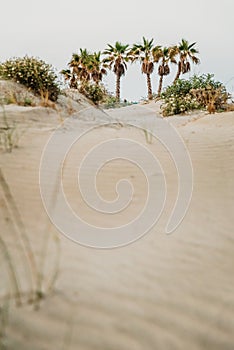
[0,102,234,349]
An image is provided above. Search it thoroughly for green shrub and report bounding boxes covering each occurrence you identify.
[23,97,34,106]
[102,94,119,108]
[79,82,106,105]
[0,56,60,101]
[161,74,228,116]
[161,94,201,116]
[101,94,133,109]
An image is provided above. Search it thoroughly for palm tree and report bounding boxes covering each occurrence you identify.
[60,69,77,88]
[173,39,200,83]
[69,49,91,85]
[68,50,107,87]
[153,46,177,96]
[103,42,129,101]
[131,37,154,100]
[88,51,107,85]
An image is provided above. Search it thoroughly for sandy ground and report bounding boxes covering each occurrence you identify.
[0,101,234,349]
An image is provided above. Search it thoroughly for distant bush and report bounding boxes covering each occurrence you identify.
[101,94,133,109]
[79,82,107,105]
[77,83,133,108]
[101,94,119,108]
[161,74,229,116]
[0,56,60,101]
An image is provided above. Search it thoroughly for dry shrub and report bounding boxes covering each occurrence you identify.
[190,86,229,113]
[39,90,56,109]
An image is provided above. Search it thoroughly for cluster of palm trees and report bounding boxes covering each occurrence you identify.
[61,49,107,89]
[61,38,200,101]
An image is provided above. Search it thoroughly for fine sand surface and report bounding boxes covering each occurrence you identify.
[0,101,234,349]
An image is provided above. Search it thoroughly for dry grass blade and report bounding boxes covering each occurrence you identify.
[0,236,22,306]
[0,168,38,300]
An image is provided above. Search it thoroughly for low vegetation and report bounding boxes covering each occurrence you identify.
[79,81,106,105]
[0,163,61,346]
[101,94,133,109]
[0,80,39,107]
[0,105,25,152]
[0,56,60,101]
[161,74,230,116]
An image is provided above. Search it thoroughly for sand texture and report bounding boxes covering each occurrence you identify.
[0,100,234,350]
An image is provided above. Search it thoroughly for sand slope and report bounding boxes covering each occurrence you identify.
[0,102,234,349]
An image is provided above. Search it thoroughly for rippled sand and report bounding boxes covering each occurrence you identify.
[0,104,234,349]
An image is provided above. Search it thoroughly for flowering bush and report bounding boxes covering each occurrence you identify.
[0,56,60,101]
[161,94,201,116]
[161,74,228,116]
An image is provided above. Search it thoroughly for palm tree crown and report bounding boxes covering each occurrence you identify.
[66,49,107,88]
[87,51,107,85]
[60,69,77,88]
[173,39,200,83]
[69,49,91,84]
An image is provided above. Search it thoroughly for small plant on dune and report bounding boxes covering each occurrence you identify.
[0,91,35,107]
[0,56,60,101]
[0,164,61,346]
[101,94,119,108]
[190,85,229,113]
[39,90,56,109]
[142,127,153,144]
[161,74,229,116]
[0,300,9,348]
[0,81,38,106]
[79,82,106,105]
[0,91,17,105]
[0,107,23,152]
[101,93,132,109]
[23,97,34,106]
[0,122,20,153]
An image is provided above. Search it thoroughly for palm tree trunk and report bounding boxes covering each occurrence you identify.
[173,61,181,84]
[157,75,163,97]
[146,73,153,100]
[116,74,121,101]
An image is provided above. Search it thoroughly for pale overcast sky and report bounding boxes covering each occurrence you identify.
[1,0,233,100]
